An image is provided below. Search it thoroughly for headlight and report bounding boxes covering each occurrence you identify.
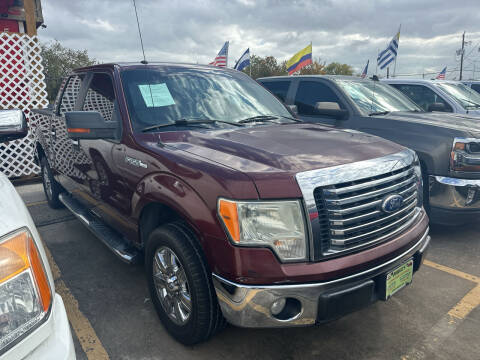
[450,138,480,172]
[0,229,52,353]
[218,199,308,261]
[412,152,423,207]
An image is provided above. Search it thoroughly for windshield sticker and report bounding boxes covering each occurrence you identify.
[138,83,175,107]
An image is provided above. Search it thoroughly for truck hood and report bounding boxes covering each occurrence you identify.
[384,111,480,136]
[158,123,403,174]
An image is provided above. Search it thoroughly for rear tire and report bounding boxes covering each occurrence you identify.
[40,157,63,209]
[145,222,225,345]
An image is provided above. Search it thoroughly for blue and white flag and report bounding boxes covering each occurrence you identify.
[377,29,400,70]
[234,48,250,71]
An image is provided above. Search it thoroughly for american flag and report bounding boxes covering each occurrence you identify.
[436,66,446,80]
[209,41,229,67]
[361,60,369,79]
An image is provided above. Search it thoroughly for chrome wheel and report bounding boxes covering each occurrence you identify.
[43,165,52,200]
[153,246,192,325]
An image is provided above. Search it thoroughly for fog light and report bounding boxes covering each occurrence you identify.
[466,187,477,206]
[270,298,286,315]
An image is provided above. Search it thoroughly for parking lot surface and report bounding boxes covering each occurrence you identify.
[15,181,480,360]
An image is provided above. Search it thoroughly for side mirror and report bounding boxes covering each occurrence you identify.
[314,102,348,120]
[427,102,447,112]
[65,111,118,140]
[287,104,298,116]
[0,109,28,143]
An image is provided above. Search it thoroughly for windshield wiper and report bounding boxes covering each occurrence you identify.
[368,111,390,116]
[141,118,243,132]
[239,114,302,124]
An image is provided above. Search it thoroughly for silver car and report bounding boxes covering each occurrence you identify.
[383,78,480,116]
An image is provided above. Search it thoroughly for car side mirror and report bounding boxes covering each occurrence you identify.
[427,102,447,112]
[314,102,348,120]
[65,111,118,140]
[287,104,298,116]
[0,109,28,143]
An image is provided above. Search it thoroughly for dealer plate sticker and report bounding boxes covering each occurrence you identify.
[386,259,413,299]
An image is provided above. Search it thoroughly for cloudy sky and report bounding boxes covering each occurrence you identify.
[39,0,480,79]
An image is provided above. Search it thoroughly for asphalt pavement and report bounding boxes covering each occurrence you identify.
[15,181,480,360]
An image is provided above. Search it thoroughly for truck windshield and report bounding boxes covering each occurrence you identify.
[120,67,292,131]
[336,80,422,115]
[435,82,480,109]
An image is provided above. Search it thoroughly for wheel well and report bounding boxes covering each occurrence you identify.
[139,202,185,247]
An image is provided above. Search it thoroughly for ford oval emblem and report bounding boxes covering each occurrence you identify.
[381,194,403,213]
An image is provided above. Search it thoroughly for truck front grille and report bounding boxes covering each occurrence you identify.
[294,149,421,261]
[313,164,419,256]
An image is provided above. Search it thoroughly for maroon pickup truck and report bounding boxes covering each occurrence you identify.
[32,62,430,344]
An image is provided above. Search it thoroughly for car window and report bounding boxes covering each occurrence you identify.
[83,73,116,121]
[435,82,480,110]
[261,81,290,102]
[294,81,343,116]
[471,84,480,94]
[336,80,421,114]
[390,84,452,112]
[59,75,84,116]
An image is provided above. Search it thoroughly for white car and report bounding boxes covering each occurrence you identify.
[383,79,480,116]
[0,110,75,360]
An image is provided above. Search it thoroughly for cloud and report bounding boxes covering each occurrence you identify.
[78,19,117,32]
[38,0,480,79]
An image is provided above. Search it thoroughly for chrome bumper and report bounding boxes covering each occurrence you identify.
[213,228,430,328]
[429,176,480,210]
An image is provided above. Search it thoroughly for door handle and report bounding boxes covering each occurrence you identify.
[71,139,79,146]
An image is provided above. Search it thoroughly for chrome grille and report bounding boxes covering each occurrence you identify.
[314,164,419,256]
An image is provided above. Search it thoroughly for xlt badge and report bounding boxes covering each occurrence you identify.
[125,156,147,169]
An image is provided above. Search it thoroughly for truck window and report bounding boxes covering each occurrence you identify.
[390,84,452,112]
[261,81,290,102]
[294,81,342,116]
[120,68,292,131]
[83,73,115,121]
[59,75,84,116]
[471,84,480,94]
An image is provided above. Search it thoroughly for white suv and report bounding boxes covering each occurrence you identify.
[383,79,480,116]
[0,110,75,360]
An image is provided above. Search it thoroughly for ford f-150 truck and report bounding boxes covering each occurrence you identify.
[32,63,429,345]
[259,75,480,225]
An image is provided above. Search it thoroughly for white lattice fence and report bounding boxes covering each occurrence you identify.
[0,32,49,178]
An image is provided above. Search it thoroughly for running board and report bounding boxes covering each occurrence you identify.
[59,193,141,264]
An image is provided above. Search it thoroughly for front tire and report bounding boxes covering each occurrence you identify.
[145,222,225,345]
[40,157,63,209]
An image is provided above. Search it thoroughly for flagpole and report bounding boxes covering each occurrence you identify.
[393,24,401,77]
[375,49,379,76]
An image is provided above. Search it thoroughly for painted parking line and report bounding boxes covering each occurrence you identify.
[42,239,110,360]
[26,200,48,207]
[402,260,480,359]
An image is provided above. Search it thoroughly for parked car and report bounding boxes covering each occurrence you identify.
[382,78,480,115]
[33,63,429,345]
[462,80,480,95]
[0,110,75,360]
[258,75,480,225]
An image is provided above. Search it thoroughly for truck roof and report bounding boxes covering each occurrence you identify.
[74,62,237,73]
[257,75,365,82]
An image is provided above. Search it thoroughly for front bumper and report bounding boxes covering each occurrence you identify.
[429,175,480,224]
[3,294,75,360]
[213,228,430,328]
